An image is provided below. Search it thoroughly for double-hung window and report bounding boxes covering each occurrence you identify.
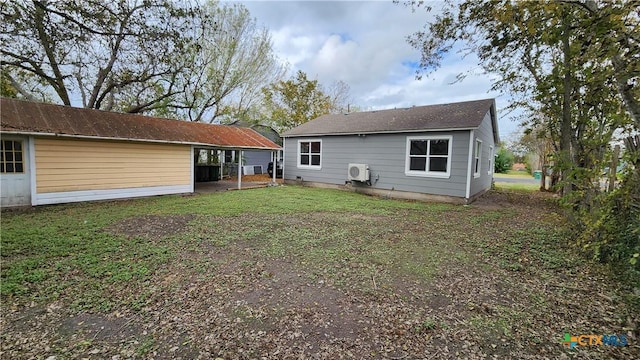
[298,140,321,169]
[474,139,482,178]
[405,136,452,178]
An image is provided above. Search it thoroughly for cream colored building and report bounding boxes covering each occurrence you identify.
[0,98,281,207]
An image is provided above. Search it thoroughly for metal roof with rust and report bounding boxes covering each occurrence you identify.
[0,97,281,150]
[282,98,497,138]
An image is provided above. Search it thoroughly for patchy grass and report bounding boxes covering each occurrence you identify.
[494,181,540,192]
[1,186,638,359]
[495,170,534,178]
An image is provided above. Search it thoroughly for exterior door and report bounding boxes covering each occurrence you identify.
[1,136,31,207]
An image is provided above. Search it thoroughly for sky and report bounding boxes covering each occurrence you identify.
[231,0,521,141]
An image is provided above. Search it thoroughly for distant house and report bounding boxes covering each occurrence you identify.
[281,99,499,204]
[0,98,280,207]
[228,119,282,176]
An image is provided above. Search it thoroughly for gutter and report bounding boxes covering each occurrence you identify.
[281,127,477,138]
[0,130,282,151]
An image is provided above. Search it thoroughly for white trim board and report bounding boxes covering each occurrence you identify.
[465,130,475,200]
[34,184,191,205]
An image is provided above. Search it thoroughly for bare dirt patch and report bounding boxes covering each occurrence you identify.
[104,214,195,239]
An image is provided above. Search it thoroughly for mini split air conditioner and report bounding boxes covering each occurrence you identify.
[348,163,370,182]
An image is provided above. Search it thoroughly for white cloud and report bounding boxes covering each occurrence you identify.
[234,0,520,137]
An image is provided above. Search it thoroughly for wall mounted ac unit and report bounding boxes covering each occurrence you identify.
[348,163,370,182]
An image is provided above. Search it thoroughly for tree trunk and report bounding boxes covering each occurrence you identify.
[560,17,573,196]
[612,55,640,129]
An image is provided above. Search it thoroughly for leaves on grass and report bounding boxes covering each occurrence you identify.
[1,188,638,358]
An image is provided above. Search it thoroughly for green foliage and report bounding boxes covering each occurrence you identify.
[569,165,640,287]
[261,71,333,132]
[0,69,17,98]
[494,147,514,173]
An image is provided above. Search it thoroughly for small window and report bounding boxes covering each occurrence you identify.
[405,136,452,178]
[1,140,24,174]
[298,140,321,169]
[474,139,482,178]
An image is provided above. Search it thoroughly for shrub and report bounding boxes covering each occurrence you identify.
[494,147,514,173]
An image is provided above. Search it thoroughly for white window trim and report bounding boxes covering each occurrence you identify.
[297,139,322,170]
[474,139,482,178]
[488,145,494,175]
[404,135,453,178]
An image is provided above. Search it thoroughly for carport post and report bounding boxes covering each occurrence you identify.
[272,151,276,183]
[237,149,242,190]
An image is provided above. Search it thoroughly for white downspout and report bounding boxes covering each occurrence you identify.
[465,130,475,202]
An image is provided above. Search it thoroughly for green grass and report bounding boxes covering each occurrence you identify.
[493,182,540,191]
[494,170,534,178]
[0,186,460,308]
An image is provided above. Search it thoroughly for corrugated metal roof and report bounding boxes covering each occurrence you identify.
[282,99,496,137]
[0,98,281,150]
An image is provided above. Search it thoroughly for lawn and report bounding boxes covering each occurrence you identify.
[1,186,637,359]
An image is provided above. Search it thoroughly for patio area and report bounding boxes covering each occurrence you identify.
[194,174,283,193]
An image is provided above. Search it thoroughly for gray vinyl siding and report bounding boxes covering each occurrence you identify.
[469,110,496,196]
[243,150,271,173]
[283,131,471,198]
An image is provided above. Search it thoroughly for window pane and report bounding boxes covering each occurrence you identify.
[5,152,13,162]
[6,163,13,173]
[300,142,310,153]
[410,140,427,155]
[15,152,22,162]
[300,154,309,165]
[429,157,447,172]
[311,155,320,166]
[430,139,449,155]
[310,141,320,153]
[15,163,23,173]
[0,163,4,172]
[14,141,22,151]
[4,141,13,151]
[409,157,426,171]
[475,159,480,173]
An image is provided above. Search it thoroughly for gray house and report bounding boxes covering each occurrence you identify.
[281,99,499,204]
[228,120,282,176]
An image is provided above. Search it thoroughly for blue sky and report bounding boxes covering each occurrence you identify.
[234,0,521,141]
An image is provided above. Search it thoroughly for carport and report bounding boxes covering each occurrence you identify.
[193,146,282,191]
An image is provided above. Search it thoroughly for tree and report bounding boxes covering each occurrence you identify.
[1,0,200,113]
[401,0,636,195]
[261,71,334,132]
[169,2,286,123]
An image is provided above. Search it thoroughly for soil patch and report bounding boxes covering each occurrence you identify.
[104,214,195,239]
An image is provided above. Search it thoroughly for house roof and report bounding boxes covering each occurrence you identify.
[228,119,282,145]
[0,98,281,150]
[282,99,498,140]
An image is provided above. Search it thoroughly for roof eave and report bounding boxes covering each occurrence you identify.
[281,127,477,138]
[0,130,282,151]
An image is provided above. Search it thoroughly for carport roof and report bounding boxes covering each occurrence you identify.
[0,97,281,150]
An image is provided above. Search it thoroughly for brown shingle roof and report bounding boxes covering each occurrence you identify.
[0,98,281,150]
[282,99,496,137]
